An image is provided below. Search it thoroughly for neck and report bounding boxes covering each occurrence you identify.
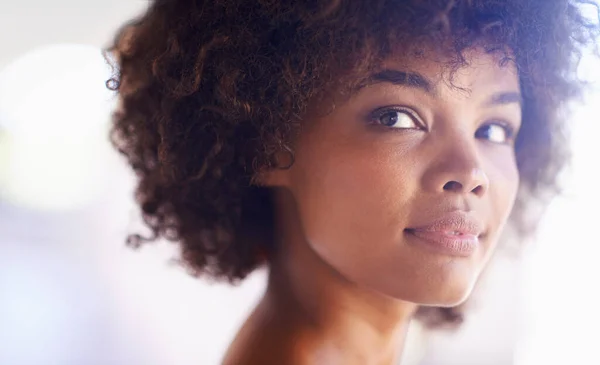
[262,188,417,365]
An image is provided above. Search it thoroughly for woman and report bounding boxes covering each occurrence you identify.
[105,0,599,363]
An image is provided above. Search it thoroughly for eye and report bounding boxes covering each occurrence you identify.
[370,107,423,130]
[475,122,515,144]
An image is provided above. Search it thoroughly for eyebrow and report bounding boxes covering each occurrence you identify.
[365,69,434,94]
[363,69,522,107]
[487,91,523,107]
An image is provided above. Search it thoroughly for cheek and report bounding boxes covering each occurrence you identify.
[291,138,416,267]
[490,153,520,222]
[483,153,520,254]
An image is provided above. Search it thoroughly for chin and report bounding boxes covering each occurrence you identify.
[418,280,476,307]
[400,252,488,307]
[392,288,471,308]
[382,272,479,307]
[421,288,473,307]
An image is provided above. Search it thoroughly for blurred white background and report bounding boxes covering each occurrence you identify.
[0,1,598,365]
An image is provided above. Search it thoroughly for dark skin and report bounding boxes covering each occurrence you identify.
[223,47,521,365]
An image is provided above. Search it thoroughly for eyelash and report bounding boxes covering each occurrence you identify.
[480,121,517,144]
[368,106,425,129]
[368,106,517,145]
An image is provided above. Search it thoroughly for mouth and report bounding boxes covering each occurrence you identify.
[441,231,474,236]
[404,211,485,257]
[407,211,484,235]
[404,229,480,257]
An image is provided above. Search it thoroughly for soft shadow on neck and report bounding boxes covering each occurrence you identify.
[261,187,418,364]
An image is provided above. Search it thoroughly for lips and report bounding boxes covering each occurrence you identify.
[404,211,485,257]
[406,211,484,237]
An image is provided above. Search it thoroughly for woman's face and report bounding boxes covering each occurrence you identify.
[269,47,521,306]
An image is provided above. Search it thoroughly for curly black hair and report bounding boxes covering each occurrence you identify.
[105,0,599,328]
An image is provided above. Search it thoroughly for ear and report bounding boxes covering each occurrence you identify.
[251,149,295,187]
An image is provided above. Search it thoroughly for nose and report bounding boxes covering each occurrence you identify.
[441,168,488,196]
[422,139,489,197]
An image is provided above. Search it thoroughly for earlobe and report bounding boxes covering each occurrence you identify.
[274,144,296,170]
[251,146,295,187]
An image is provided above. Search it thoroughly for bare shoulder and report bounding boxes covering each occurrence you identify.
[221,327,306,365]
[221,302,308,365]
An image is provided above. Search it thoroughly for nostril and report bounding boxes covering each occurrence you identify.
[471,185,484,195]
[443,181,463,192]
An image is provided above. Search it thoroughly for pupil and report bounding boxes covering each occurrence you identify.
[477,126,493,139]
[383,112,398,126]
